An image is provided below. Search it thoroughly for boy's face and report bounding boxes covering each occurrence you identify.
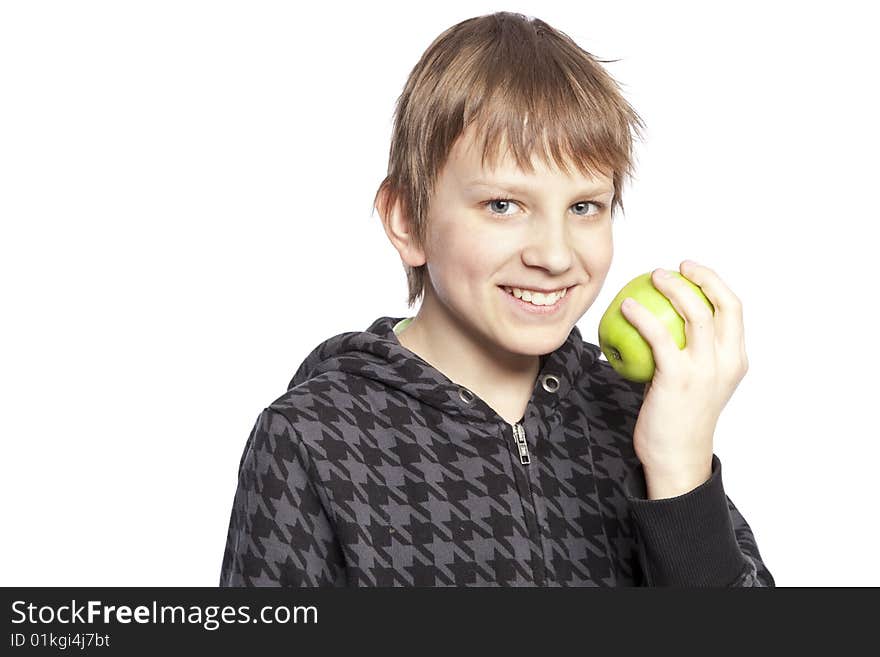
[402,123,615,359]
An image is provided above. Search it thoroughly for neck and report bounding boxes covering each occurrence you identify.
[395,289,541,424]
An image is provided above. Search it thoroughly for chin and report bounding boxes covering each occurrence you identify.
[502,326,571,357]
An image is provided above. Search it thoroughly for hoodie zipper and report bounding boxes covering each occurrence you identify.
[510,420,546,586]
[513,421,530,464]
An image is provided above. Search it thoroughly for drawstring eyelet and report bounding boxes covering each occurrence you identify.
[541,374,560,393]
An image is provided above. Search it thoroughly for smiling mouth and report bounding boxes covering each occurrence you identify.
[499,285,572,306]
[498,284,573,293]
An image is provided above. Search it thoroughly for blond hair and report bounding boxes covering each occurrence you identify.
[373,12,646,308]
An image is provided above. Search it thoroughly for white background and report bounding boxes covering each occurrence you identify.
[2,0,877,586]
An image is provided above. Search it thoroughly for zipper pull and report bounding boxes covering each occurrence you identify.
[513,422,530,465]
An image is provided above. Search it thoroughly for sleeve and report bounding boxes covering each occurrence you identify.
[623,453,775,587]
[219,407,348,586]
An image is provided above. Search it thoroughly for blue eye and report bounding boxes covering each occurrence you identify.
[487,198,519,215]
[484,197,606,218]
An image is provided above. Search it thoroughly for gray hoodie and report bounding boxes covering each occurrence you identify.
[220,316,774,586]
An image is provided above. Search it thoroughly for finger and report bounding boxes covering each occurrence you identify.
[619,296,680,375]
[679,260,745,348]
[651,267,714,357]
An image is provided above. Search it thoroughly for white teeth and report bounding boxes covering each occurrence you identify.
[503,286,567,306]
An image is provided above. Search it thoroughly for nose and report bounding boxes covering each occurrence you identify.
[520,219,574,274]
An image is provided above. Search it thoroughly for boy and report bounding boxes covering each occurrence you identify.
[219,12,774,586]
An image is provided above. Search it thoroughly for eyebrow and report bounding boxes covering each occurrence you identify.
[464,179,614,196]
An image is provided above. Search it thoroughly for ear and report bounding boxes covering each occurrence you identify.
[377,186,427,268]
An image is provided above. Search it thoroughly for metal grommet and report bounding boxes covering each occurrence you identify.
[458,387,475,404]
[541,374,560,393]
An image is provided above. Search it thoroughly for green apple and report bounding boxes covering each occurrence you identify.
[598,271,715,383]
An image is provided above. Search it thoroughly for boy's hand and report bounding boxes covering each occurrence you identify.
[620,260,750,499]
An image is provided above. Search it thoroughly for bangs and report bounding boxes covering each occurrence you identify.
[466,98,622,186]
[420,14,644,203]
[374,12,646,307]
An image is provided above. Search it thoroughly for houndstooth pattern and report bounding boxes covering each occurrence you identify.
[220,316,774,587]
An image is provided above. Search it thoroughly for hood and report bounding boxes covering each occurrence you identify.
[286,316,602,425]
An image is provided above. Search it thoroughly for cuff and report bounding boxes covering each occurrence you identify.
[624,453,750,587]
